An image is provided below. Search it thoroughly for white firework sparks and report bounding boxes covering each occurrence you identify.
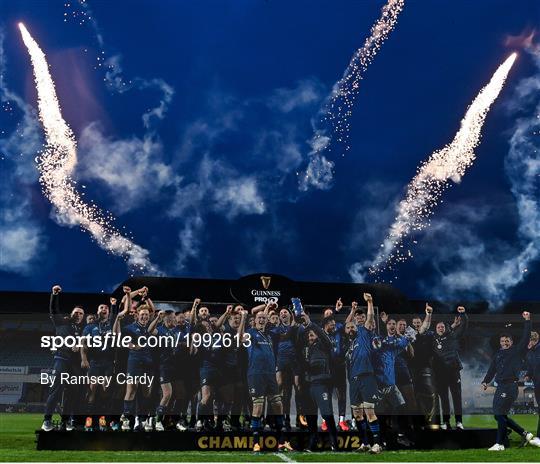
[300,0,405,191]
[368,52,517,278]
[18,23,158,273]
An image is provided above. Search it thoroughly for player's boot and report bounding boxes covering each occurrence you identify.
[144,417,154,432]
[195,419,203,432]
[338,420,349,432]
[321,420,328,431]
[65,419,75,431]
[253,443,261,453]
[529,437,540,447]
[176,419,188,431]
[222,419,232,432]
[134,417,142,432]
[155,420,165,432]
[41,420,54,432]
[110,421,120,431]
[84,416,93,431]
[357,443,371,452]
[369,443,382,454]
[120,415,131,431]
[278,441,294,452]
[456,421,464,430]
[488,444,505,451]
[98,416,107,431]
[521,432,534,447]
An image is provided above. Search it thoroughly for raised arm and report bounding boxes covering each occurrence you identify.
[516,312,532,353]
[238,309,248,339]
[148,310,165,335]
[305,314,332,351]
[189,298,201,325]
[109,297,118,322]
[49,285,62,326]
[452,306,468,338]
[113,286,131,334]
[345,301,358,324]
[364,293,374,329]
[216,305,234,329]
[335,298,343,314]
[419,303,433,334]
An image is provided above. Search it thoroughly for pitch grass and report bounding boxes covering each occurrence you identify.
[0,413,539,462]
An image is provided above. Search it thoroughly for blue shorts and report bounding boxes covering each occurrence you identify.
[349,374,380,406]
[277,356,296,374]
[127,358,151,377]
[200,368,220,387]
[159,363,175,384]
[248,372,278,397]
[88,361,114,378]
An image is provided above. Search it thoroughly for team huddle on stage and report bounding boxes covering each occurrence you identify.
[41,284,540,453]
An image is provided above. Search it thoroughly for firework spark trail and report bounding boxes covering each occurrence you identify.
[299,0,405,191]
[18,23,158,273]
[361,52,517,280]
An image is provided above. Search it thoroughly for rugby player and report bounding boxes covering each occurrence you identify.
[81,295,118,431]
[239,304,293,452]
[115,290,154,432]
[345,293,382,454]
[148,309,180,431]
[270,307,298,432]
[375,313,415,442]
[482,311,538,450]
[41,285,85,432]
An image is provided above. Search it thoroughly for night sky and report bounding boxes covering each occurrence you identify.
[1,0,539,307]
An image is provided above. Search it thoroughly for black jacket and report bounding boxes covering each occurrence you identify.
[49,292,84,362]
[300,323,333,383]
[432,313,468,370]
[526,341,540,385]
[483,320,531,385]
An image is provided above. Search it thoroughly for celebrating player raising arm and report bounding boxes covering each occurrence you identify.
[482,311,539,450]
[41,285,85,432]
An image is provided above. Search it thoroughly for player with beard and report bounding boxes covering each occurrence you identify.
[239,303,293,453]
[298,311,338,452]
[344,293,382,454]
[148,309,180,431]
[81,294,119,431]
[115,295,154,431]
[322,313,349,432]
[432,306,468,430]
[409,305,436,429]
[41,285,85,432]
[482,311,538,451]
[525,331,540,446]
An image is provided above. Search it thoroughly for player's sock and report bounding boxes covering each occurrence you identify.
[123,399,135,417]
[368,419,381,445]
[251,416,262,446]
[156,404,166,422]
[359,418,369,445]
[323,415,338,449]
